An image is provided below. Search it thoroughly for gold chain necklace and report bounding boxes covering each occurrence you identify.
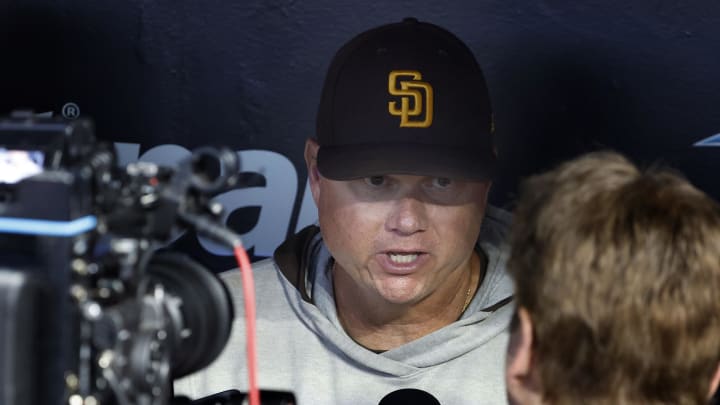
[460,261,476,314]
[461,282,474,314]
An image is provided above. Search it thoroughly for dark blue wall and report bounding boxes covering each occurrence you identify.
[2,0,719,265]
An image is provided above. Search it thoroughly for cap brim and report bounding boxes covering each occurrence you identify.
[317,144,496,181]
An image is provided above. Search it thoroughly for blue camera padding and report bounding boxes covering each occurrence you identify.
[0,216,96,236]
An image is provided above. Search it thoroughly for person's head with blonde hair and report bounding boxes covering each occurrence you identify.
[506,151,720,405]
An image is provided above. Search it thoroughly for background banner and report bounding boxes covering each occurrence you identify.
[2,0,718,269]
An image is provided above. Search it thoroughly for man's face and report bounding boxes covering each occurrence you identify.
[309,164,491,306]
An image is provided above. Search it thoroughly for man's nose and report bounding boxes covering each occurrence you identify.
[385,196,429,236]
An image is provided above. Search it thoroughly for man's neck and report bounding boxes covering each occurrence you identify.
[333,251,484,352]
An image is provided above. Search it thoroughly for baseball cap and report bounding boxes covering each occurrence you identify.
[316,17,496,180]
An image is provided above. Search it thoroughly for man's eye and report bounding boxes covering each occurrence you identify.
[432,177,452,188]
[364,176,386,187]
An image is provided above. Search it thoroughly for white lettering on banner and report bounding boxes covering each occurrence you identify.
[114,142,141,166]
[199,150,297,257]
[694,133,720,147]
[113,143,319,257]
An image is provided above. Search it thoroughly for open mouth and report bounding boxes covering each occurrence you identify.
[387,252,421,264]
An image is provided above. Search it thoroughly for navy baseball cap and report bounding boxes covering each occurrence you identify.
[316,17,496,180]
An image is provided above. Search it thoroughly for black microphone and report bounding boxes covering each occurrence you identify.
[379,388,441,405]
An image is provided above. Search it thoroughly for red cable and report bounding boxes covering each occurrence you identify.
[233,243,260,405]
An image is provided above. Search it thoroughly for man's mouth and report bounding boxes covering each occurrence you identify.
[387,252,420,264]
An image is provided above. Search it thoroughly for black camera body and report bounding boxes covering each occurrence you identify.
[0,114,238,405]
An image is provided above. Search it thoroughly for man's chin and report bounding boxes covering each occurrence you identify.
[374,282,423,307]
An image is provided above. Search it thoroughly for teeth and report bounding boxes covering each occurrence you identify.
[388,253,418,264]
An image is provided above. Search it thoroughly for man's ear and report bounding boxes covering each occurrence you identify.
[707,363,720,400]
[304,138,321,205]
[506,307,542,404]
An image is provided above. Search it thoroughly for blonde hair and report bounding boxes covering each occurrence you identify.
[508,151,720,404]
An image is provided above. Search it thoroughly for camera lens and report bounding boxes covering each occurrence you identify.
[145,252,234,379]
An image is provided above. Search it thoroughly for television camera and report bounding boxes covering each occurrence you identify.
[0,113,242,405]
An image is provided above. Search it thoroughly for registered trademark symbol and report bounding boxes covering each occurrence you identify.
[62,102,80,119]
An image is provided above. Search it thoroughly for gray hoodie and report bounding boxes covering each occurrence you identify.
[174,205,514,404]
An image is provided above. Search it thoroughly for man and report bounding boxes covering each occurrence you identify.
[505,151,720,404]
[176,18,514,404]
